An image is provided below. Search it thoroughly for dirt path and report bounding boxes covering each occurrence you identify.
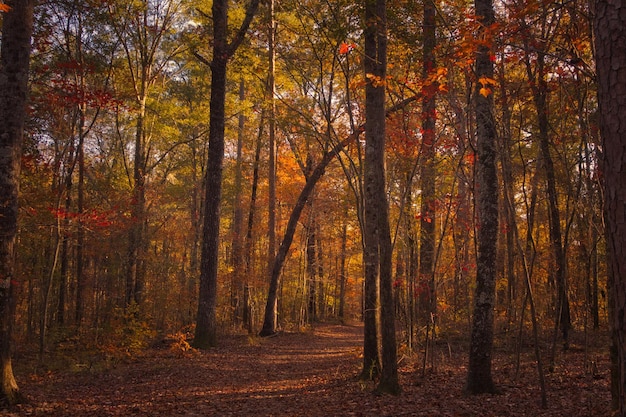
[4,324,612,416]
[9,324,365,416]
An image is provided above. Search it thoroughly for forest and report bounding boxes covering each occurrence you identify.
[0,0,625,415]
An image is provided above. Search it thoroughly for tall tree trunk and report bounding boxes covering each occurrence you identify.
[75,110,86,326]
[58,174,72,325]
[194,3,229,349]
[363,0,399,395]
[306,218,317,323]
[338,205,348,321]
[593,1,626,412]
[230,79,246,324]
[194,0,260,348]
[243,115,265,333]
[267,0,277,280]
[419,0,438,357]
[533,53,570,350]
[0,0,35,404]
[466,0,499,395]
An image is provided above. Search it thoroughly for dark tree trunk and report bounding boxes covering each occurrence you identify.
[0,0,35,405]
[593,1,626,413]
[194,2,228,349]
[306,220,317,323]
[363,0,399,395]
[230,79,246,324]
[243,115,264,334]
[338,209,348,321]
[533,55,570,350]
[125,68,148,308]
[259,134,358,336]
[267,0,277,285]
[194,0,260,348]
[466,0,499,395]
[418,0,437,331]
[75,113,86,326]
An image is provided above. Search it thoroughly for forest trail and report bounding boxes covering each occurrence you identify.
[5,324,611,416]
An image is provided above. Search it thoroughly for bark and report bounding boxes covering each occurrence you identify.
[194,0,260,348]
[306,222,317,324]
[259,133,360,336]
[194,0,229,349]
[593,1,626,413]
[338,210,348,321]
[363,0,400,395]
[466,0,499,395]
[0,0,35,405]
[230,79,246,324]
[257,96,420,337]
[418,0,437,330]
[267,0,277,279]
[243,115,264,334]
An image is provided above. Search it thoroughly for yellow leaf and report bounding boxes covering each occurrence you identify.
[479,87,492,97]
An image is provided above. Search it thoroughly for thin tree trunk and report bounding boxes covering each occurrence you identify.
[306,217,317,323]
[230,79,246,325]
[267,0,277,279]
[418,0,437,341]
[338,207,348,321]
[466,0,499,394]
[243,114,265,334]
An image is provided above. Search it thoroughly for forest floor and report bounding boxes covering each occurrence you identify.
[3,323,611,416]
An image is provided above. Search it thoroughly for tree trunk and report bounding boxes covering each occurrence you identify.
[243,114,265,334]
[194,0,260,348]
[75,111,86,326]
[418,0,437,335]
[0,0,35,404]
[338,208,348,321]
[593,1,626,412]
[466,0,499,395]
[230,79,246,325]
[194,4,229,348]
[363,0,400,395]
[267,0,277,282]
[306,218,317,323]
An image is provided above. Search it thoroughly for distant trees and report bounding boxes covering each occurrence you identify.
[0,0,35,405]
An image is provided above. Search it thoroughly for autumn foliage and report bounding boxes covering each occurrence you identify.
[0,0,615,413]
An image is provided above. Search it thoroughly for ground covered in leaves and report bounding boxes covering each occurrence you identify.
[4,324,610,416]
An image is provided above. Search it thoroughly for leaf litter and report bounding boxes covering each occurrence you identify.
[4,324,610,416]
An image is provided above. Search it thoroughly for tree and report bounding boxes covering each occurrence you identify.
[0,0,35,405]
[194,0,260,349]
[106,0,186,308]
[418,0,438,361]
[593,0,626,413]
[466,0,499,395]
[363,0,400,395]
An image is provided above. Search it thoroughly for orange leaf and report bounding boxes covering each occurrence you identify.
[0,3,10,12]
[339,42,356,55]
[479,87,492,97]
